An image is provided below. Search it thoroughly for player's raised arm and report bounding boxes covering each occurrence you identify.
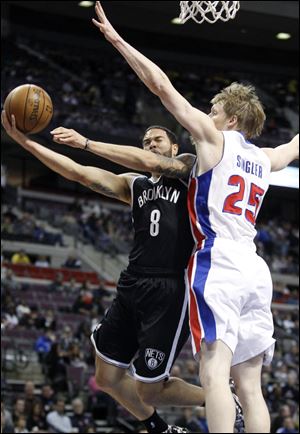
[262,133,299,172]
[92,1,221,147]
[1,111,133,204]
[50,126,194,179]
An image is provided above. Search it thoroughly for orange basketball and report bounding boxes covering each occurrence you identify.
[4,84,53,134]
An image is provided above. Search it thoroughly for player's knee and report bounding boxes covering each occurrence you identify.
[200,366,226,389]
[95,371,113,391]
[235,381,263,403]
[136,382,162,407]
[95,363,123,392]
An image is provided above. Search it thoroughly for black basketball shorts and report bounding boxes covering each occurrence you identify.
[91,269,190,382]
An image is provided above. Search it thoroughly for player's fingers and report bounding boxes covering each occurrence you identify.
[92,18,102,29]
[53,135,72,143]
[11,114,17,129]
[1,110,8,128]
[51,127,67,134]
[95,2,106,20]
[53,133,72,139]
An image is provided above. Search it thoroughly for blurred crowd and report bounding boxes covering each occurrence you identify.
[2,37,299,152]
[1,216,299,433]
[2,199,299,282]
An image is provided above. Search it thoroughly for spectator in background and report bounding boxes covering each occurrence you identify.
[26,399,47,433]
[3,304,19,329]
[16,300,31,325]
[70,397,93,433]
[1,399,15,433]
[12,398,26,425]
[35,331,55,364]
[62,255,82,269]
[44,342,69,393]
[49,273,66,293]
[276,416,298,433]
[2,215,14,237]
[87,375,117,425]
[272,405,293,432]
[183,360,200,386]
[68,342,88,371]
[14,415,29,433]
[1,267,21,291]
[65,277,79,293]
[59,325,74,352]
[42,309,57,331]
[33,223,65,246]
[34,255,50,268]
[194,406,209,433]
[24,305,45,329]
[40,384,55,414]
[23,381,36,417]
[72,289,94,316]
[11,250,31,265]
[46,398,73,433]
[93,279,111,316]
[174,408,202,433]
[13,212,35,242]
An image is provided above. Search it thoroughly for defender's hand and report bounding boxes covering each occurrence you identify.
[92,1,121,44]
[51,127,86,149]
[1,111,27,145]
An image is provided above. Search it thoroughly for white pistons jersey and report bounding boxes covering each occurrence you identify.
[186,131,275,365]
[188,130,271,250]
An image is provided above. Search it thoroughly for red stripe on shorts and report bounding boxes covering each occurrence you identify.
[188,178,205,249]
[188,255,202,353]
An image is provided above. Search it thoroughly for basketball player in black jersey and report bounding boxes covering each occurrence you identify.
[2,112,204,434]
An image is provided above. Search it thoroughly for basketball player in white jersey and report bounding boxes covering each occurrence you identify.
[92,2,299,433]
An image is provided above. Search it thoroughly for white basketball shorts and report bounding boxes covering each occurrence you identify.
[186,238,275,366]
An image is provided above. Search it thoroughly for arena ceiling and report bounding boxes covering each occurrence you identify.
[3,1,299,53]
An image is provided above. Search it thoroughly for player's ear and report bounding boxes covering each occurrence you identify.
[172,143,179,156]
[227,114,238,128]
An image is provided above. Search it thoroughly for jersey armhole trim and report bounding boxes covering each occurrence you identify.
[130,175,146,210]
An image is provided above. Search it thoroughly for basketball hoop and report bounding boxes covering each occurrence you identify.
[179,1,240,24]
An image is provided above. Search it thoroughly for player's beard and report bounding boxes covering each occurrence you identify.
[161,147,173,158]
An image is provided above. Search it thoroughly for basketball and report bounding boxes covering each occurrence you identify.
[3,84,53,134]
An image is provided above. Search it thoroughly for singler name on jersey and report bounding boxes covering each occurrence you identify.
[138,185,180,208]
[237,155,263,178]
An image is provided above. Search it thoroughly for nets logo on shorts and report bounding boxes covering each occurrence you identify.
[145,348,165,370]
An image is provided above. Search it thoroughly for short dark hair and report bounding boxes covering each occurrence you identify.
[144,125,178,145]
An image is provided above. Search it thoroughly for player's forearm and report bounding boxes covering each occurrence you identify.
[87,139,151,170]
[22,138,82,182]
[87,140,187,177]
[112,37,170,95]
[276,134,299,169]
[290,133,299,160]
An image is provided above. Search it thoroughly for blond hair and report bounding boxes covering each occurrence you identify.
[211,82,266,139]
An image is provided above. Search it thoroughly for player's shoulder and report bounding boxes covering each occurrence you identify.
[175,153,196,163]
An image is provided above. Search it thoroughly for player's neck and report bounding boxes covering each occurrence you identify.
[150,172,161,181]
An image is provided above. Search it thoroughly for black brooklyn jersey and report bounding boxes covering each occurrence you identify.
[128,175,195,275]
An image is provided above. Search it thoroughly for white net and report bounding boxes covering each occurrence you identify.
[179,1,240,24]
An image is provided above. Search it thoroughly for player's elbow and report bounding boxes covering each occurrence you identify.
[150,74,170,97]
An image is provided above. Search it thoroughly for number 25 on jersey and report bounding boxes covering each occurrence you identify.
[223,175,265,225]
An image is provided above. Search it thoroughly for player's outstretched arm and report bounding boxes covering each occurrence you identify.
[1,111,132,203]
[92,1,221,146]
[51,126,195,179]
[262,133,299,172]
